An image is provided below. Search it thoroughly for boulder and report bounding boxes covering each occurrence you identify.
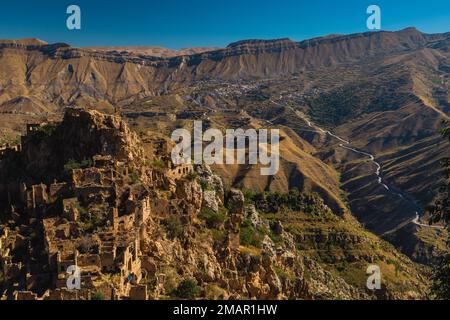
[202,190,219,212]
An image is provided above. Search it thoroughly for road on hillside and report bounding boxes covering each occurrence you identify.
[269,98,444,230]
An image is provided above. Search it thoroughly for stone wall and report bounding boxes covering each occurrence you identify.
[167,163,194,181]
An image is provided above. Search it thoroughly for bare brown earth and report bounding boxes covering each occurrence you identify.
[85,46,220,58]
[212,126,346,215]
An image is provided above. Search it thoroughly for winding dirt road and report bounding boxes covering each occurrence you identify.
[270,98,443,230]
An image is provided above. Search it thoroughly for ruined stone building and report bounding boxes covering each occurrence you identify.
[0,109,200,300]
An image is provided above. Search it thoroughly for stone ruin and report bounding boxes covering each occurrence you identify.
[0,124,197,300]
[0,109,259,301]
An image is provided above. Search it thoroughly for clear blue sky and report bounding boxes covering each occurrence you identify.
[0,0,448,49]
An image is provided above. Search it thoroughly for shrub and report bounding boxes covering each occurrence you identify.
[77,211,105,234]
[129,171,140,184]
[76,203,107,234]
[199,207,226,228]
[162,267,180,295]
[244,188,329,215]
[29,124,58,144]
[242,189,255,204]
[199,179,210,191]
[387,259,403,275]
[0,134,20,146]
[38,124,57,137]
[162,216,184,239]
[211,229,226,243]
[268,230,283,244]
[152,159,166,169]
[64,158,93,174]
[240,219,265,248]
[307,86,361,126]
[204,284,226,300]
[273,265,295,281]
[185,172,198,181]
[91,292,104,300]
[174,279,201,299]
[146,275,157,292]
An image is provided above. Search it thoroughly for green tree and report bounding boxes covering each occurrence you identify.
[198,207,226,228]
[63,158,93,175]
[174,279,201,299]
[162,216,184,239]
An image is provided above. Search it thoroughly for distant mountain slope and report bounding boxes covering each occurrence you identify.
[0,38,48,46]
[85,46,220,58]
[0,28,448,110]
[212,126,347,215]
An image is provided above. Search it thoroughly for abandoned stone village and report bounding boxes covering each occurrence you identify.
[0,107,339,300]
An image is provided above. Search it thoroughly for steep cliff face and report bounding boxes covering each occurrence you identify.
[57,108,145,163]
[0,108,145,186]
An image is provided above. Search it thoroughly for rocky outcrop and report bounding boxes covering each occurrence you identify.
[244,204,269,229]
[59,107,145,163]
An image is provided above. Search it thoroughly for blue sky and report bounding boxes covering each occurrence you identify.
[0,0,448,49]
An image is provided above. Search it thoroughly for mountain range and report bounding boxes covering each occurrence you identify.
[0,27,449,299]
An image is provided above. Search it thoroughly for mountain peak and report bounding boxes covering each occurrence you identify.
[398,26,420,33]
[0,38,48,46]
